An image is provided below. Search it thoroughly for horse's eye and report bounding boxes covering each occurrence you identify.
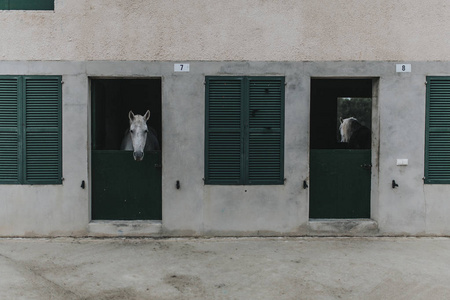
[144,129,148,133]
[130,130,134,134]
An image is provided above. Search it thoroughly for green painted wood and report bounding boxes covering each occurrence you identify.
[310,149,371,218]
[0,77,20,183]
[92,151,162,220]
[248,77,284,184]
[205,77,244,184]
[23,77,62,184]
[425,77,450,183]
[1,0,54,10]
[205,76,285,185]
[0,76,61,184]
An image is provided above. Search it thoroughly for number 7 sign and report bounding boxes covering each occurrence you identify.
[174,63,190,72]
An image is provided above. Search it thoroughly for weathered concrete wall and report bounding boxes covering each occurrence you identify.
[2,1,450,236]
[0,62,89,236]
[1,60,450,236]
[1,0,450,61]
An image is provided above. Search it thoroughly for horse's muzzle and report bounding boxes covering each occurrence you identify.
[133,151,144,161]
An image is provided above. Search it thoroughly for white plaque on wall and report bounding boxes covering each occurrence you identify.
[396,64,411,73]
[174,63,190,72]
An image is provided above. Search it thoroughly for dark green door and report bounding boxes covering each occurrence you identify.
[91,79,162,220]
[92,151,162,220]
[309,79,372,219]
[310,150,371,218]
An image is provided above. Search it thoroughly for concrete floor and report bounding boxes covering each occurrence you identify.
[0,237,449,299]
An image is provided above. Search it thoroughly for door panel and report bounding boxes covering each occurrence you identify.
[92,151,162,220]
[310,150,371,218]
[309,79,372,219]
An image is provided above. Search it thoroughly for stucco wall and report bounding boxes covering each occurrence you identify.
[1,0,450,61]
[0,63,89,236]
[2,1,450,236]
[1,60,450,236]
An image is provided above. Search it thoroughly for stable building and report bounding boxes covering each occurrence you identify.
[1,0,450,236]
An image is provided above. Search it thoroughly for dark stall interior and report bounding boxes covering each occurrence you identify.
[310,79,372,149]
[91,78,162,151]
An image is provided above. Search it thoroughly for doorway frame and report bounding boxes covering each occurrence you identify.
[308,77,380,221]
[88,76,163,222]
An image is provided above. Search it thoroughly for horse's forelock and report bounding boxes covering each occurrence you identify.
[130,114,148,126]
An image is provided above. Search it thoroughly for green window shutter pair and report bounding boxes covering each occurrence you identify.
[0,76,61,184]
[0,0,54,10]
[425,77,450,184]
[205,76,285,185]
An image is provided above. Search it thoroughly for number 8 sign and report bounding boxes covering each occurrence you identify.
[396,64,411,73]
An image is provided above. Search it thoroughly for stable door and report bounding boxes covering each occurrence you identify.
[309,79,373,219]
[91,78,162,220]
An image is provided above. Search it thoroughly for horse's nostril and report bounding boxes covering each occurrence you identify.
[134,151,144,161]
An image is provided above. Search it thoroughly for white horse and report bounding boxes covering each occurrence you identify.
[339,117,370,149]
[120,110,160,161]
[339,117,359,143]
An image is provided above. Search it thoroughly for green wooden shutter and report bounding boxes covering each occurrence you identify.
[1,0,54,10]
[205,77,244,184]
[247,77,284,184]
[425,76,450,184]
[205,76,285,185]
[24,76,61,184]
[0,77,20,183]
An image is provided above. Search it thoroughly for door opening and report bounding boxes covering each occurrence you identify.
[91,78,162,220]
[309,79,372,219]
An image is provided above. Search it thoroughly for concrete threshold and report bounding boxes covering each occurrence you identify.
[88,220,162,237]
[308,219,379,236]
[87,219,378,238]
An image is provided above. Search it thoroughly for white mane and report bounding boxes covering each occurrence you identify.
[339,117,359,143]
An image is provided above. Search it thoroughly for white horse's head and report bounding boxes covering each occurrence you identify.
[339,117,358,143]
[128,110,150,161]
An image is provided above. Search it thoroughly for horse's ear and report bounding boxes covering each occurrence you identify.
[144,110,151,121]
[128,110,135,121]
[340,117,343,124]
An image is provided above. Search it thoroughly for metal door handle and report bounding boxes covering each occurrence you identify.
[361,164,372,170]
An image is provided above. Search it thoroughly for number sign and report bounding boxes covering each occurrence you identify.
[174,63,190,72]
[396,64,411,73]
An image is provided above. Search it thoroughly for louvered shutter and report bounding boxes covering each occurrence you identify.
[247,77,284,184]
[1,0,54,10]
[425,77,450,183]
[205,76,284,185]
[0,77,20,183]
[24,76,61,184]
[205,77,244,184]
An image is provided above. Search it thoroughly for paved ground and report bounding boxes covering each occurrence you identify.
[0,237,450,299]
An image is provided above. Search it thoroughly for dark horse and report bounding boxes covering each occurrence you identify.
[339,117,371,149]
